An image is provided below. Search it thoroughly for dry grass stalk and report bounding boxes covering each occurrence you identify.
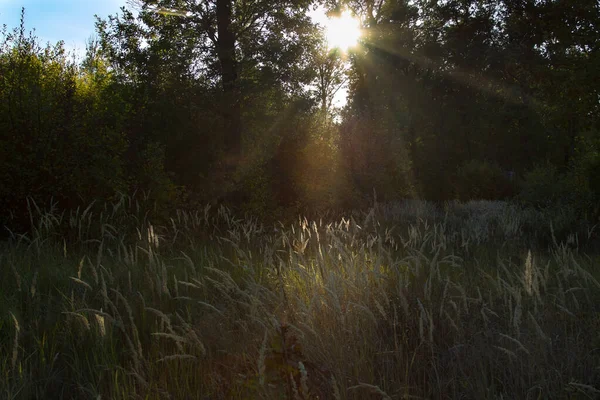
[95,312,106,337]
[70,277,93,291]
[156,354,197,363]
[567,381,600,395]
[258,329,268,387]
[175,313,206,355]
[30,270,38,298]
[331,375,341,400]
[498,333,530,355]
[151,332,189,344]
[11,264,22,292]
[62,311,91,331]
[10,312,20,370]
[493,345,518,360]
[298,361,310,397]
[112,288,143,359]
[524,250,534,296]
[348,382,392,400]
[527,311,551,345]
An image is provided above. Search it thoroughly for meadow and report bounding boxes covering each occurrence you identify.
[1,196,600,399]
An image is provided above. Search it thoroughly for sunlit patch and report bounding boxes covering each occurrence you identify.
[324,10,361,50]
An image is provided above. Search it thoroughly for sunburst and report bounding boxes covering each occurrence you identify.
[324,10,362,50]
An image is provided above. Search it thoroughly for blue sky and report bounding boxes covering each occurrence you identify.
[0,0,126,55]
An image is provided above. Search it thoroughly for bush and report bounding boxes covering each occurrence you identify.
[518,163,575,208]
[569,143,600,221]
[516,155,600,243]
[519,151,600,223]
[0,23,129,233]
[454,160,514,201]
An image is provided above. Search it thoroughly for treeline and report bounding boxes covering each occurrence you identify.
[339,0,600,204]
[1,0,600,233]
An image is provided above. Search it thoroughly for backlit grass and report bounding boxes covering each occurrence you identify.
[1,196,599,399]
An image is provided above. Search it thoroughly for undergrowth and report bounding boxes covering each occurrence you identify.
[1,196,599,399]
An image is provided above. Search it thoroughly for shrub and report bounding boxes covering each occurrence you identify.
[569,144,600,221]
[516,158,600,244]
[519,151,600,224]
[518,163,577,208]
[454,160,514,201]
[0,23,130,233]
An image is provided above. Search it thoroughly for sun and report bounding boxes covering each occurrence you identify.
[324,10,361,50]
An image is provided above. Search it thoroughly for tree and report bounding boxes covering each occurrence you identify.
[215,0,240,164]
[0,10,136,232]
[332,0,599,200]
[308,41,347,115]
[122,0,317,162]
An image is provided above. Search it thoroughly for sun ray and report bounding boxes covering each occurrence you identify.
[357,34,545,110]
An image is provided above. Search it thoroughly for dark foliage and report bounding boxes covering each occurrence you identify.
[2,0,600,231]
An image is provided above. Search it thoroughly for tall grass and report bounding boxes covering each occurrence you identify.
[1,196,599,399]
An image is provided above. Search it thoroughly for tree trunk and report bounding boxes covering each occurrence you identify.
[216,0,241,166]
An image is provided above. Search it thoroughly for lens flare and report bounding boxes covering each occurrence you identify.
[325,10,361,50]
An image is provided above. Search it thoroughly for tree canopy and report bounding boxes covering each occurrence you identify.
[1,0,599,230]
